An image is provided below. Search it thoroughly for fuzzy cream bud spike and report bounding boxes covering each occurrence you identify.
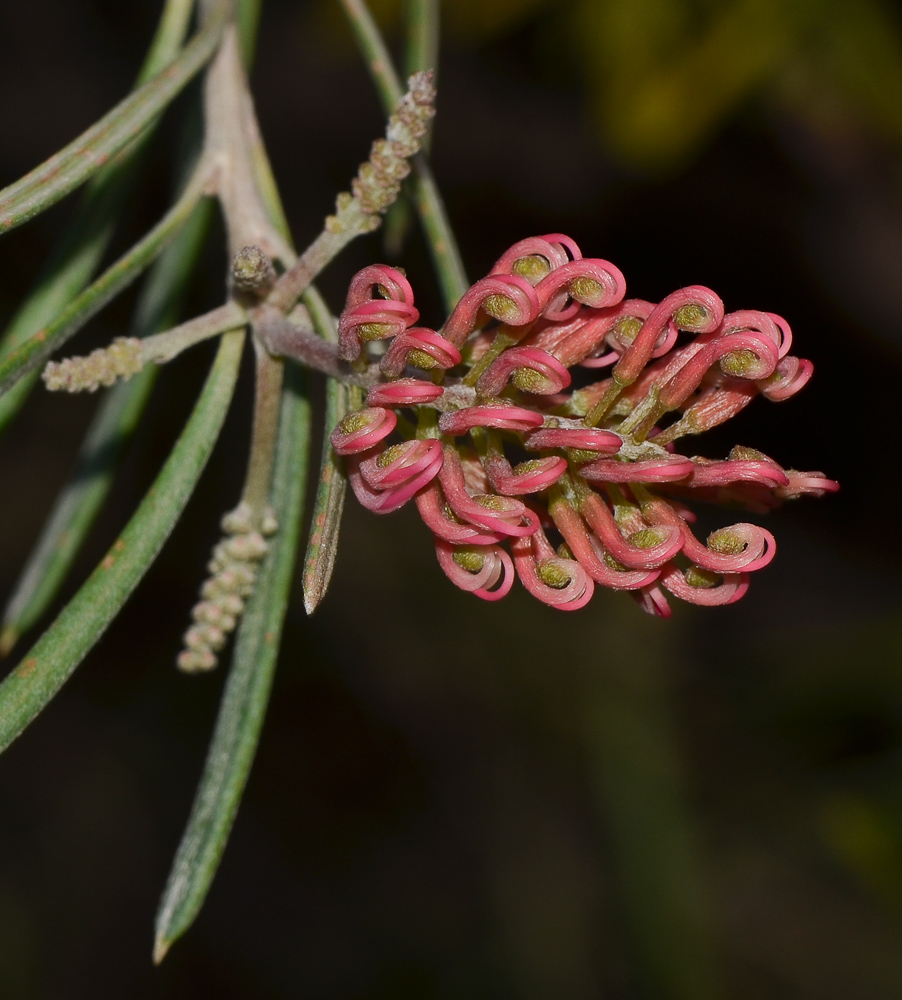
[326,70,436,233]
[177,502,278,673]
[42,338,143,392]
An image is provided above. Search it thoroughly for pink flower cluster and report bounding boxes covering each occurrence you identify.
[330,235,838,616]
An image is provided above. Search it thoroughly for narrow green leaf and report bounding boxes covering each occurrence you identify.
[0,371,156,659]
[153,362,312,963]
[236,0,265,68]
[0,13,225,235]
[300,287,349,614]
[0,0,200,436]
[0,167,209,400]
[302,377,349,614]
[0,172,132,435]
[144,0,197,75]
[338,0,405,109]
[0,330,245,755]
[0,198,215,656]
[405,0,440,84]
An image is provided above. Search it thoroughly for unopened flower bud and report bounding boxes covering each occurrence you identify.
[231,246,276,297]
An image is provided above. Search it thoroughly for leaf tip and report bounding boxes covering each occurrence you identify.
[152,935,170,965]
[302,587,320,616]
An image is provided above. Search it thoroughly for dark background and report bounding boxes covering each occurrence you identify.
[1,0,901,997]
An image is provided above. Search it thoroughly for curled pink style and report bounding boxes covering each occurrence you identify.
[414,482,508,546]
[632,584,673,618]
[576,299,660,368]
[757,356,813,401]
[774,471,840,500]
[614,286,725,386]
[489,233,585,320]
[438,447,539,537]
[720,310,790,357]
[344,264,415,310]
[441,274,541,347]
[366,378,444,407]
[357,439,444,490]
[484,453,568,496]
[578,491,683,569]
[578,300,670,368]
[490,235,580,278]
[638,495,776,573]
[525,425,622,454]
[434,540,516,601]
[330,407,397,455]
[337,299,420,361]
[477,347,572,396]
[539,233,582,262]
[348,445,443,514]
[684,458,790,489]
[534,257,627,317]
[659,564,750,606]
[549,498,660,589]
[511,528,595,610]
[380,327,462,377]
[766,312,793,358]
[601,300,660,352]
[439,404,544,436]
[699,523,776,573]
[579,455,695,484]
[656,329,780,410]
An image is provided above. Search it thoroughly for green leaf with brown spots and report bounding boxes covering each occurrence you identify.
[298,285,349,613]
[0,329,245,755]
[0,164,209,401]
[153,361,312,963]
[0,7,225,235]
[0,197,215,657]
[0,0,198,436]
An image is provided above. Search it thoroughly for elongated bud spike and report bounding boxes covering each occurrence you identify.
[178,505,272,673]
[43,338,143,393]
[328,72,436,232]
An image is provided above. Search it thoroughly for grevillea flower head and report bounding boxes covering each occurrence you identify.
[331,236,838,616]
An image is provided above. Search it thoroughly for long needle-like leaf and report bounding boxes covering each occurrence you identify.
[302,374,349,613]
[153,363,312,963]
[0,164,210,399]
[301,286,349,613]
[0,198,215,656]
[0,330,245,755]
[0,12,225,235]
[0,0,198,436]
